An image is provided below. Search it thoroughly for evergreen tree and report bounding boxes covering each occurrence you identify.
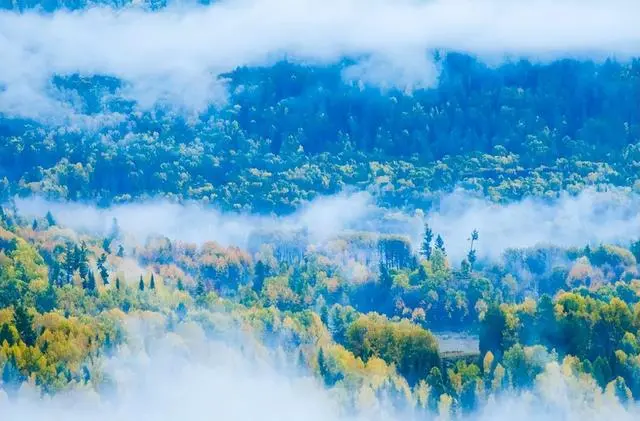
[420,223,434,260]
[83,270,96,292]
[97,253,109,284]
[13,302,36,347]
[35,282,57,313]
[102,237,112,253]
[435,235,446,256]
[253,260,267,292]
[150,273,156,290]
[467,229,479,269]
[138,275,145,291]
[64,242,77,284]
[320,304,329,326]
[115,277,121,290]
[317,348,328,382]
[32,219,38,231]
[176,302,187,321]
[0,323,17,346]
[45,211,56,227]
[77,242,89,281]
[2,355,25,398]
[467,249,477,269]
[195,279,206,297]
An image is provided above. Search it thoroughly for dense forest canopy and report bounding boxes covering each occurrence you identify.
[1,0,640,419]
[2,56,640,214]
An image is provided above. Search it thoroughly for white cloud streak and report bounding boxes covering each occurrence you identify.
[14,190,378,247]
[1,0,640,121]
[0,312,639,421]
[13,187,640,265]
[424,187,640,262]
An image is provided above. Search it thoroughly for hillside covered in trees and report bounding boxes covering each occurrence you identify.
[2,56,640,214]
[2,0,640,418]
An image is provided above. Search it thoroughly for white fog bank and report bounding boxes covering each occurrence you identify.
[13,187,640,263]
[1,0,640,121]
[0,313,638,421]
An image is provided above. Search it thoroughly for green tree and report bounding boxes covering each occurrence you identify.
[83,270,96,292]
[97,253,109,284]
[0,323,18,346]
[176,302,187,321]
[102,238,112,253]
[435,235,446,256]
[14,302,36,347]
[421,223,434,260]
[45,211,56,227]
[35,282,57,313]
[253,260,267,292]
[2,355,25,398]
[480,304,507,358]
[77,242,89,281]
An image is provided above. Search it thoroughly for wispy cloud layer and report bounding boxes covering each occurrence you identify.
[14,187,640,263]
[1,0,639,121]
[1,312,638,421]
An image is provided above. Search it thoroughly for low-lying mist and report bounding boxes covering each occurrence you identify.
[1,0,640,121]
[0,314,353,421]
[13,187,640,264]
[0,312,638,421]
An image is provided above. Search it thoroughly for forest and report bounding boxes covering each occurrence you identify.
[2,0,640,419]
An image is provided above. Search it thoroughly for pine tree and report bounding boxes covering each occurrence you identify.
[102,237,112,253]
[97,253,109,284]
[115,277,121,290]
[64,242,77,285]
[195,279,206,297]
[45,211,56,227]
[467,229,479,269]
[253,260,266,292]
[317,348,328,380]
[176,302,187,321]
[13,302,36,346]
[77,242,89,281]
[320,304,329,326]
[150,273,156,290]
[0,323,17,346]
[83,270,96,292]
[420,223,434,260]
[2,355,25,398]
[35,282,57,313]
[467,249,477,269]
[435,235,446,256]
[32,219,38,231]
[138,275,145,291]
